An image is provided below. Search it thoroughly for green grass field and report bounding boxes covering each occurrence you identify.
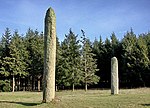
[0,88,150,108]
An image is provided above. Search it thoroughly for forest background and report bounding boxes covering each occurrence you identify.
[0,27,150,92]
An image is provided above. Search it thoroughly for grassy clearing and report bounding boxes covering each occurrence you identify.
[0,88,150,108]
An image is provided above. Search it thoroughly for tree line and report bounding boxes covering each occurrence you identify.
[0,28,150,92]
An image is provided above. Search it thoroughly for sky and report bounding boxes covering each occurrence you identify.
[0,0,150,41]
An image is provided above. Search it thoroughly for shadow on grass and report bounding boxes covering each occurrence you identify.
[141,104,150,106]
[0,100,42,106]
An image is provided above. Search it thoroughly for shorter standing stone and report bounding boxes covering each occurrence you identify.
[111,57,119,95]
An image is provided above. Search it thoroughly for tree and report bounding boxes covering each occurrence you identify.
[60,29,81,91]
[81,30,100,91]
[9,31,29,92]
[0,28,11,57]
[55,37,63,90]
[25,29,44,91]
[0,28,12,87]
[100,38,112,87]
[142,32,150,86]
[110,32,119,57]
[133,36,149,86]
[121,29,138,87]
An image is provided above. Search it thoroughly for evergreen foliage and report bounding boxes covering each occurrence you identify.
[0,28,12,77]
[0,80,11,92]
[81,30,100,91]
[0,27,150,92]
[59,29,81,90]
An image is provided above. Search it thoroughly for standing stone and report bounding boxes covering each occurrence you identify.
[111,57,119,95]
[43,7,56,102]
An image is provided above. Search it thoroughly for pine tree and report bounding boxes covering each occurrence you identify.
[133,36,149,86]
[111,32,119,57]
[1,28,11,57]
[142,32,150,86]
[25,29,44,91]
[100,38,112,87]
[60,29,81,91]
[59,38,71,87]
[0,28,12,77]
[121,29,137,87]
[55,37,63,90]
[9,30,29,92]
[92,36,105,87]
[81,30,100,91]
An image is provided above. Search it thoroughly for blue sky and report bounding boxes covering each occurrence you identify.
[0,0,150,41]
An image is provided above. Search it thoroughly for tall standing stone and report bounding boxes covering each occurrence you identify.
[111,57,119,95]
[43,7,56,102]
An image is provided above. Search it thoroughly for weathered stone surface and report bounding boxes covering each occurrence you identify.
[111,57,119,95]
[43,7,56,102]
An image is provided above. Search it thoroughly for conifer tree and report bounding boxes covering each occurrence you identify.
[56,37,63,90]
[99,38,112,87]
[25,29,44,91]
[60,29,81,91]
[92,36,105,87]
[9,31,29,92]
[111,32,119,57]
[81,30,99,91]
[0,28,12,77]
[121,29,137,87]
[133,36,149,86]
[142,33,150,86]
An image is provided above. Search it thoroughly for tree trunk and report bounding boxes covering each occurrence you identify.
[32,76,34,91]
[38,76,41,91]
[23,79,25,91]
[85,72,87,91]
[85,83,87,91]
[32,76,35,91]
[56,85,58,92]
[72,84,74,92]
[32,76,36,91]
[43,7,56,102]
[29,76,32,91]
[25,78,28,91]
[12,75,15,92]
[18,77,20,91]
[140,74,146,87]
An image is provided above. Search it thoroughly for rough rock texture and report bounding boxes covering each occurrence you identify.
[111,57,119,95]
[43,7,56,102]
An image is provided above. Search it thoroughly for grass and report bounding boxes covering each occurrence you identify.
[0,88,150,108]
